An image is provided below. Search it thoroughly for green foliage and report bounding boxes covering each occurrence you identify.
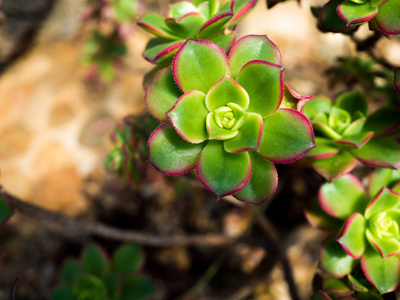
[0,193,13,224]
[51,244,154,300]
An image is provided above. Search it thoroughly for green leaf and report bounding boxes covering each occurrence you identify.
[236,61,283,117]
[205,75,249,111]
[137,14,179,39]
[82,245,108,277]
[103,273,119,299]
[206,112,239,140]
[148,123,205,175]
[365,187,400,219]
[341,118,366,136]
[173,39,230,93]
[319,236,357,277]
[50,285,75,300]
[61,259,83,282]
[208,0,219,16]
[121,276,155,300]
[145,68,182,122]
[112,0,137,23]
[348,274,368,292]
[197,10,233,39]
[323,276,351,295]
[112,245,143,275]
[305,137,340,159]
[375,0,400,35]
[73,274,107,300]
[361,246,400,294]
[233,152,278,205]
[143,38,184,64]
[363,106,400,137]
[335,91,368,119]
[259,109,315,163]
[319,0,349,32]
[351,138,400,169]
[196,140,251,198]
[210,34,236,53]
[337,0,378,26]
[0,194,13,224]
[229,35,282,79]
[304,197,344,230]
[165,13,206,38]
[319,174,367,220]
[335,130,374,149]
[368,168,400,199]
[337,213,367,259]
[366,229,400,258]
[228,0,258,26]
[224,113,262,153]
[328,107,351,134]
[167,1,198,19]
[312,151,358,182]
[167,90,208,143]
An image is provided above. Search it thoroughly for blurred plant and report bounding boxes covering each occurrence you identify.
[301,91,400,181]
[145,35,315,205]
[312,0,400,36]
[105,114,159,188]
[0,191,13,225]
[82,0,138,85]
[51,244,155,300]
[137,0,257,85]
[305,173,400,294]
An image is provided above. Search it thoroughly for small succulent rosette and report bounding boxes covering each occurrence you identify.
[137,0,257,67]
[315,0,400,36]
[145,35,315,205]
[105,115,158,187]
[305,173,400,294]
[302,91,400,182]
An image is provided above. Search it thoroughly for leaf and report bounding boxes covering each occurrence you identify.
[145,68,182,122]
[319,236,357,277]
[173,39,230,93]
[196,140,251,198]
[167,1,198,19]
[375,0,400,35]
[0,194,13,224]
[302,96,332,120]
[73,274,108,299]
[305,137,340,159]
[363,106,400,137]
[366,229,400,258]
[328,107,351,134]
[304,197,344,230]
[143,38,184,64]
[236,60,283,117]
[351,138,400,169]
[137,14,179,39]
[365,187,400,219]
[319,174,367,220]
[61,259,83,282]
[318,0,350,32]
[210,34,236,53]
[259,109,315,163]
[167,90,209,143]
[368,168,400,199]
[335,131,374,149]
[335,91,368,119]
[166,13,206,38]
[337,213,367,259]
[112,245,143,275]
[312,151,358,182]
[197,10,233,38]
[148,123,205,175]
[227,0,258,26]
[337,0,378,26]
[121,276,155,300]
[206,112,239,140]
[233,152,278,205]
[361,245,400,294]
[228,35,282,79]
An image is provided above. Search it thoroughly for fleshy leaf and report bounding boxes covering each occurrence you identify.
[337,213,367,259]
[82,244,108,277]
[335,130,374,149]
[145,68,182,122]
[347,274,368,293]
[167,2,198,19]
[304,196,344,230]
[319,236,357,277]
[375,0,400,35]
[148,123,205,175]
[228,0,258,26]
[337,0,378,26]
[363,106,400,137]
[207,112,239,140]
[319,0,349,32]
[0,194,13,224]
[395,68,400,94]
[173,39,230,93]
[233,152,277,205]
[342,118,366,137]
[167,90,209,143]
[228,35,282,79]
[197,10,233,38]
[210,34,236,53]
[351,138,400,169]
[366,229,400,258]
[236,60,283,117]
[143,38,184,64]
[306,137,340,159]
[335,91,368,119]
[365,187,400,219]
[205,75,249,111]
[361,245,400,294]
[302,96,332,120]
[196,140,251,198]
[328,107,351,134]
[112,245,143,275]
[323,277,352,295]
[312,151,358,182]
[137,14,179,39]
[259,109,315,163]
[165,13,206,39]
[319,174,367,220]
[280,83,313,112]
[369,168,400,199]
[224,113,263,153]
[312,120,342,140]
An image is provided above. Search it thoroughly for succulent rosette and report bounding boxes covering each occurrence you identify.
[145,35,315,205]
[302,91,400,182]
[315,0,400,36]
[137,0,257,66]
[305,173,400,294]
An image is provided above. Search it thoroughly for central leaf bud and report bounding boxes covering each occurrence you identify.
[370,212,400,239]
[214,102,247,131]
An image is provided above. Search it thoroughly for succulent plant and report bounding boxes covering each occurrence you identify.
[305,173,400,294]
[145,35,315,205]
[302,91,400,182]
[315,0,400,36]
[51,244,155,300]
[105,115,159,188]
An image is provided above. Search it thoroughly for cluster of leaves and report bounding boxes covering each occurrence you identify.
[302,91,400,181]
[105,115,158,188]
[51,244,155,300]
[146,35,315,204]
[312,0,400,36]
[82,0,138,84]
[305,169,400,295]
